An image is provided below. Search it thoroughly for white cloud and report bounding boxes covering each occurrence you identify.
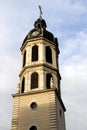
[59,31,87,130]
[61,63,87,130]
[60,31,87,65]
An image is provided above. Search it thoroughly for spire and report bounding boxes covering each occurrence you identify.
[34,6,47,30]
[38,5,43,19]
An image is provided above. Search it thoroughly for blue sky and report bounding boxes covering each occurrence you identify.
[0,0,87,130]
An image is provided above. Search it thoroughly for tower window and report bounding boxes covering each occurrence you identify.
[46,46,52,64]
[31,72,38,89]
[21,77,25,93]
[32,45,38,61]
[23,50,26,67]
[46,73,52,89]
[30,126,37,130]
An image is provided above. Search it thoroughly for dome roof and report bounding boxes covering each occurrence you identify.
[42,29,55,42]
[22,18,56,45]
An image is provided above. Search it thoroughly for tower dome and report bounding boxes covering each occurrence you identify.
[22,17,56,45]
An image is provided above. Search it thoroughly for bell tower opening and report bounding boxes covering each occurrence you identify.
[23,50,26,67]
[46,46,52,64]
[21,77,25,93]
[46,73,52,89]
[31,72,38,89]
[32,45,38,62]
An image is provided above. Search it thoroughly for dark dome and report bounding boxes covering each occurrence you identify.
[23,28,55,44]
[22,18,56,45]
[42,29,55,42]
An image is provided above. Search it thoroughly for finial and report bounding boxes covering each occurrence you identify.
[38,5,43,19]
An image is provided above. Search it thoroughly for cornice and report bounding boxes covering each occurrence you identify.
[12,88,66,111]
[19,63,60,77]
[20,37,56,51]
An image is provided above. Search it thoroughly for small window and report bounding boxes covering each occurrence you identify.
[30,126,37,130]
[23,50,26,67]
[32,45,38,61]
[46,46,52,64]
[30,102,37,110]
[31,72,38,89]
[46,73,52,89]
[21,77,25,93]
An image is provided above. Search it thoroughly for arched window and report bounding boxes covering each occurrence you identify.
[46,46,52,64]
[32,45,38,61]
[31,72,38,89]
[21,77,25,93]
[46,73,52,89]
[30,126,37,130]
[23,50,26,67]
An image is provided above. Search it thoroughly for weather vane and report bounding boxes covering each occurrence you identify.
[38,5,43,19]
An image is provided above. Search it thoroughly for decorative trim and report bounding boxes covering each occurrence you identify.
[21,37,57,51]
[11,97,20,130]
[49,92,57,130]
[12,88,56,97]
[19,63,60,78]
[12,88,66,111]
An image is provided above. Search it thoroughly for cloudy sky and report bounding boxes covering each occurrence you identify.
[0,0,87,130]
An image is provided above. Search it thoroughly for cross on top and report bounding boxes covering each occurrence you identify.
[38,5,43,19]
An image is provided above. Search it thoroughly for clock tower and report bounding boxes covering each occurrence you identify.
[11,10,66,130]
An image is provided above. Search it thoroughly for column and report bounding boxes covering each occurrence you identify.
[39,42,45,63]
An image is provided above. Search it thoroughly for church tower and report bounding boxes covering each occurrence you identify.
[11,8,66,130]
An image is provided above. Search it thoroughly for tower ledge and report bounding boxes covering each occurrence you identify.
[12,87,66,112]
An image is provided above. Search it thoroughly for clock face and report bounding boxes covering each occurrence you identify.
[32,31,39,36]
